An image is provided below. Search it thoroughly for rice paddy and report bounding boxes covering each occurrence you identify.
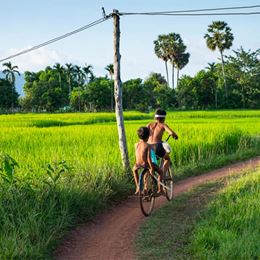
[0,110,259,258]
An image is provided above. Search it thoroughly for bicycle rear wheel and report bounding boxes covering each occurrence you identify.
[164,167,174,201]
[139,169,155,217]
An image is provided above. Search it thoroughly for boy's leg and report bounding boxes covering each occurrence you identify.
[133,168,139,194]
[162,153,170,175]
[154,165,163,193]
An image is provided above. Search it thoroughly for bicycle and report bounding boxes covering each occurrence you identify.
[139,135,174,217]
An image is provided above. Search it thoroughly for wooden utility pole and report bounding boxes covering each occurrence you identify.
[112,9,130,172]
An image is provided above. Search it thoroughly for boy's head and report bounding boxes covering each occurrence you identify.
[154,108,166,122]
[137,127,150,141]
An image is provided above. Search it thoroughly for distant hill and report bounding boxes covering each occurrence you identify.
[0,71,25,96]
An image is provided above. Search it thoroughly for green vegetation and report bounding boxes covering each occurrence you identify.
[0,110,259,258]
[135,169,260,259]
[1,20,260,112]
[191,169,260,259]
[135,181,224,260]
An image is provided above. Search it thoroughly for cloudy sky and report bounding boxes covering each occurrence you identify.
[0,0,260,82]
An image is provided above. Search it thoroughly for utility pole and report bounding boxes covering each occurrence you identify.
[112,9,130,172]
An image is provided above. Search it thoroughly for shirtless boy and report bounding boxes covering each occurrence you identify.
[147,108,178,175]
[133,126,163,194]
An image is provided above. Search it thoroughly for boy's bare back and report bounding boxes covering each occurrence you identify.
[147,122,168,143]
[134,141,149,169]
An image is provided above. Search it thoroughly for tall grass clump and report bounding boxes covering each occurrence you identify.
[191,169,260,259]
[0,154,131,258]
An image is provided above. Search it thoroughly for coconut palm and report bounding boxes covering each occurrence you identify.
[167,33,188,88]
[204,21,234,98]
[53,63,64,89]
[105,64,114,80]
[2,61,20,111]
[105,64,114,111]
[74,65,85,87]
[65,63,75,96]
[206,62,218,74]
[205,62,219,108]
[82,63,93,84]
[175,52,190,87]
[154,34,171,87]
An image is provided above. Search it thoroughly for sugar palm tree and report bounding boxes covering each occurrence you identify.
[154,34,170,87]
[105,64,114,111]
[2,61,20,112]
[204,21,234,98]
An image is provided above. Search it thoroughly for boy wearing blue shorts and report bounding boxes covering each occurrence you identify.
[133,126,163,194]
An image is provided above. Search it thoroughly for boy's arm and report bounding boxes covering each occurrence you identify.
[147,147,155,175]
[164,124,178,139]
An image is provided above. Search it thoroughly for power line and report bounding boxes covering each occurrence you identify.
[1,4,260,63]
[0,16,111,63]
[120,4,260,15]
[120,11,260,16]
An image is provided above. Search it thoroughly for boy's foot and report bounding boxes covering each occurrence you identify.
[134,187,140,195]
[156,190,164,196]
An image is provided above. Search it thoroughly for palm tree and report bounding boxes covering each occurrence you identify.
[206,62,218,73]
[167,33,188,88]
[53,63,64,89]
[204,21,234,98]
[105,64,114,111]
[74,65,85,87]
[175,52,190,87]
[2,61,20,112]
[206,62,219,108]
[82,63,93,84]
[154,34,171,87]
[65,63,75,96]
[105,64,114,80]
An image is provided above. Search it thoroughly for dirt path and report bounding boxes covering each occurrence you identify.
[54,157,260,260]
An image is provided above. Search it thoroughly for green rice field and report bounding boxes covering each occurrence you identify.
[0,110,260,258]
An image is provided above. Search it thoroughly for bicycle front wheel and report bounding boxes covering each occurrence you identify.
[164,167,174,201]
[139,170,155,217]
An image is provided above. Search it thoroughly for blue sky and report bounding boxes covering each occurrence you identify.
[1,0,260,83]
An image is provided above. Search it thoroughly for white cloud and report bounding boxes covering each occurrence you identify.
[1,47,66,72]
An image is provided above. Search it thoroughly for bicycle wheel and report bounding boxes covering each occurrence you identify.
[164,167,174,201]
[139,169,155,217]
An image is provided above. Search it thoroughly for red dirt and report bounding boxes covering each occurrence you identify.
[54,157,260,260]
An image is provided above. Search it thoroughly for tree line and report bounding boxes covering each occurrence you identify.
[0,20,259,112]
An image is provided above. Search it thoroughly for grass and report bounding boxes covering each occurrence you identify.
[191,168,260,259]
[135,180,226,260]
[135,169,260,259]
[0,110,259,258]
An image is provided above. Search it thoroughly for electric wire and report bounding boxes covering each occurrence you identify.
[120,11,260,17]
[1,4,260,62]
[120,4,260,15]
[0,16,111,63]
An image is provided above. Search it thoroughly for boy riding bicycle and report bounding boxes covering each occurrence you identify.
[133,126,163,194]
[147,108,178,175]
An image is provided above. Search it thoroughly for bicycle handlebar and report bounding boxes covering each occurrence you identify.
[165,135,171,142]
[165,134,178,142]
